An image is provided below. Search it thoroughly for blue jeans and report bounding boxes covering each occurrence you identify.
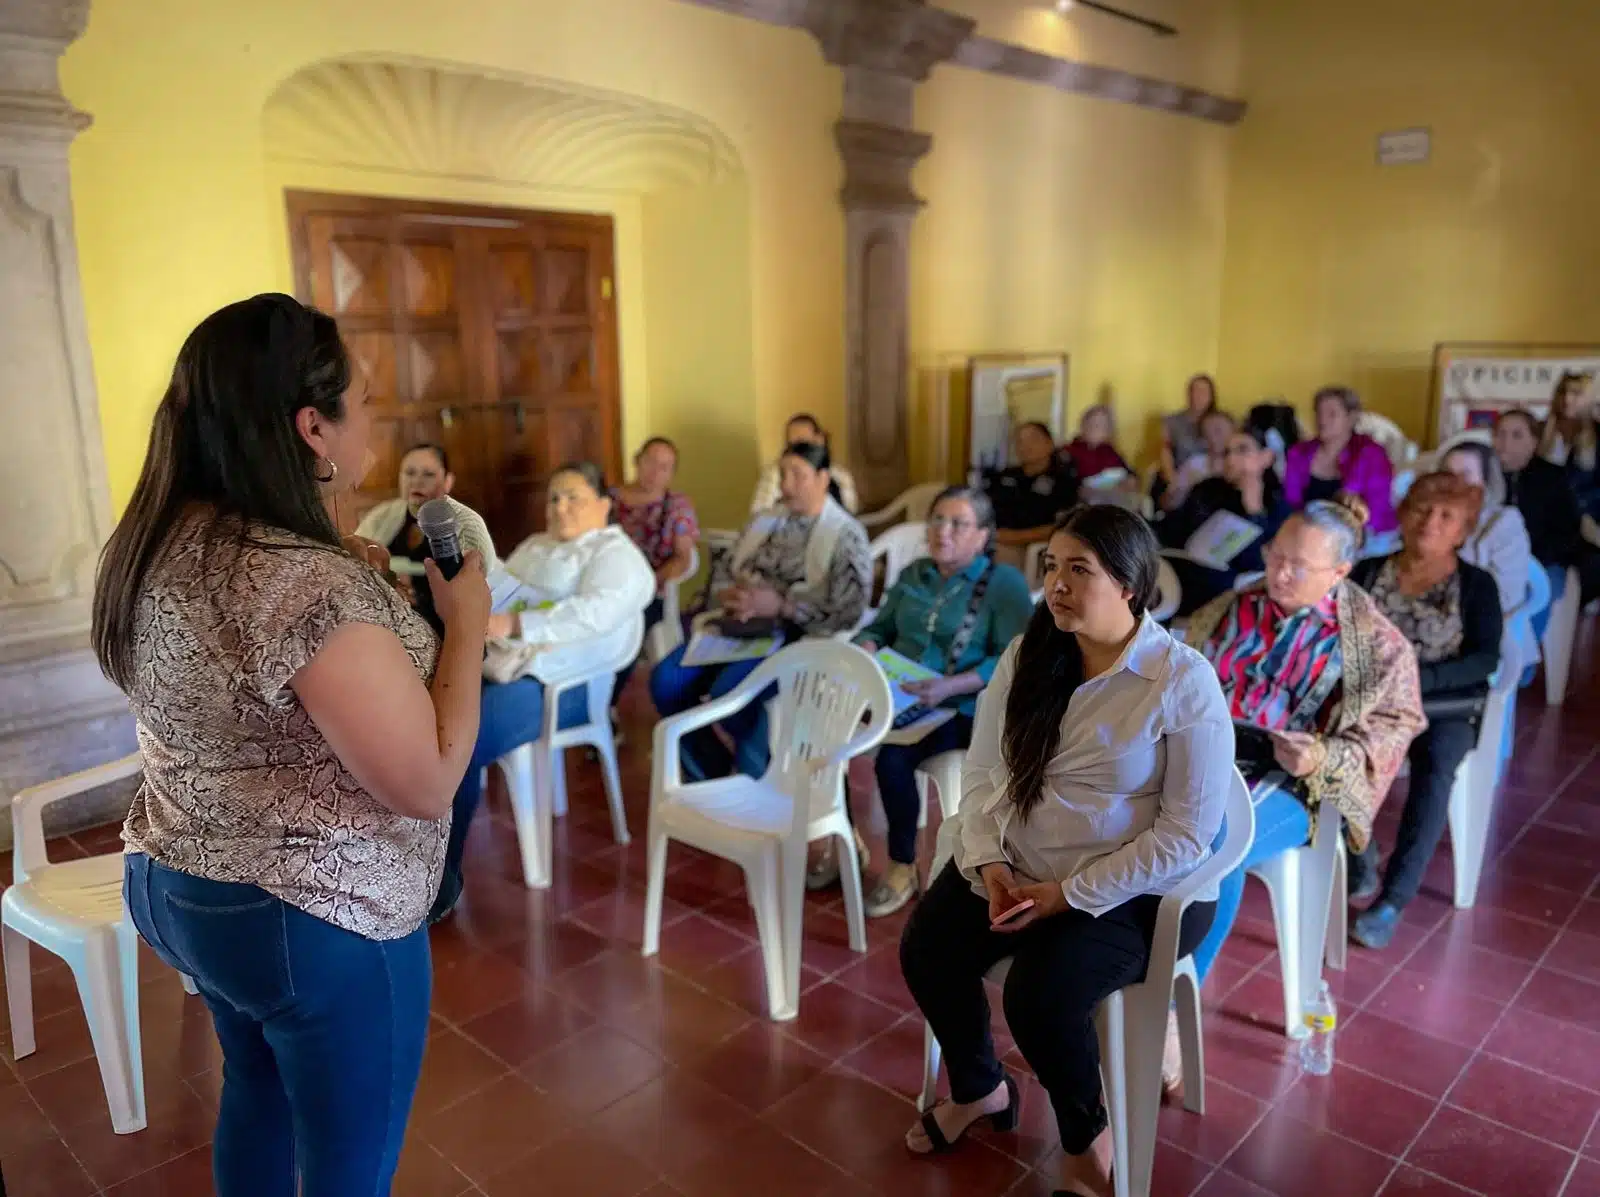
[649,644,772,781]
[433,677,588,919]
[871,714,974,865]
[1189,786,1313,984]
[124,853,430,1197]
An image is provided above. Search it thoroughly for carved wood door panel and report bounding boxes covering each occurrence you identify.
[287,192,621,550]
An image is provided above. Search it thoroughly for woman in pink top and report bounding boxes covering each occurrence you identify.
[1283,386,1397,533]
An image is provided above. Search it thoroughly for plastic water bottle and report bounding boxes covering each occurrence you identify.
[1299,980,1337,1075]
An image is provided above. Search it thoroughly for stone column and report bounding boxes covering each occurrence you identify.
[0,0,137,837]
[801,0,973,508]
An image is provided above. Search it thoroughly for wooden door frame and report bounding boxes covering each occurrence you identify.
[283,189,625,489]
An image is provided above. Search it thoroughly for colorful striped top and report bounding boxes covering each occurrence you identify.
[1198,587,1344,733]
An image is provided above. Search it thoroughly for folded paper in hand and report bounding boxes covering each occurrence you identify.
[1184,510,1263,571]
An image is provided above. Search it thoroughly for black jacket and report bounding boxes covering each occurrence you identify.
[1351,554,1502,702]
[1504,456,1583,566]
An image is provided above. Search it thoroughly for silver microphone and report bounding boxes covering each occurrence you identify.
[415,499,464,580]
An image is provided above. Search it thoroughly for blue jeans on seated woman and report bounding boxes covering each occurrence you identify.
[432,676,589,921]
[124,853,430,1197]
[649,643,773,782]
[1188,785,1313,984]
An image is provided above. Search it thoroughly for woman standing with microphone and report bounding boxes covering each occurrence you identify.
[93,293,489,1195]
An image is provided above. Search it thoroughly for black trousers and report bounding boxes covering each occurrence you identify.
[1366,716,1479,909]
[900,862,1215,1155]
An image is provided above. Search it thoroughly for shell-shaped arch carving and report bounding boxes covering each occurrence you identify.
[263,57,743,193]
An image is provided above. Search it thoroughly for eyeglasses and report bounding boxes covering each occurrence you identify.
[1262,546,1337,582]
[929,516,977,533]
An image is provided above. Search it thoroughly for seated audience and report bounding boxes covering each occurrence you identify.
[1159,373,1219,488]
[1540,371,1600,520]
[898,505,1231,1197]
[1174,494,1423,1087]
[1159,423,1291,613]
[984,420,1079,569]
[1495,408,1600,616]
[1159,408,1236,513]
[652,440,870,782]
[431,461,654,922]
[355,442,495,575]
[1283,387,1397,535]
[1062,403,1132,483]
[1246,400,1301,477]
[1443,439,1534,666]
[750,412,858,514]
[1348,473,1502,948]
[846,487,1034,917]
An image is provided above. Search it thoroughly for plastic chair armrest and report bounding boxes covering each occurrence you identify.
[12,753,142,882]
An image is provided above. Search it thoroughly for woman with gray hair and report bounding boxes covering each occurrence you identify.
[1443,439,1535,664]
[841,485,1035,916]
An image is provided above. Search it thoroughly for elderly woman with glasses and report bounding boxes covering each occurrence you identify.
[843,486,1035,917]
[1347,472,1503,949]
[1161,491,1425,1093]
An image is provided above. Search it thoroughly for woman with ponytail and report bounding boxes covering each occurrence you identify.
[96,294,489,1195]
[896,505,1232,1197]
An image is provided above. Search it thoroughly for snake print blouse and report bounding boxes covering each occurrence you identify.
[120,515,445,940]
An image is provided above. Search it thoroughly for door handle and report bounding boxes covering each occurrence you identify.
[440,405,455,430]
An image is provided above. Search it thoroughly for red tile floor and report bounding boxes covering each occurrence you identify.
[1,630,1597,1196]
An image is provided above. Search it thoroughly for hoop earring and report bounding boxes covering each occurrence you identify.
[315,458,338,484]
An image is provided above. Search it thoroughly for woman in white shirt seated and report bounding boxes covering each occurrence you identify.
[1442,439,1535,667]
[748,412,859,514]
[897,505,1233,1197]
[355,443,494,572]
[652,440,871,782]
[430,461,653,922]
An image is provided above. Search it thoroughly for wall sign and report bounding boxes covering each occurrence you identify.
[1428,342,1600,446]
[1377,127,1431,165]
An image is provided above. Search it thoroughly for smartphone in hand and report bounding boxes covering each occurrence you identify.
[990,898,1035,928]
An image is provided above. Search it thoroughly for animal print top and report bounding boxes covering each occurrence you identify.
[120,513,445,940]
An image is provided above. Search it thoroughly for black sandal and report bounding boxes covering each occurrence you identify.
[913,1074,1020,1154]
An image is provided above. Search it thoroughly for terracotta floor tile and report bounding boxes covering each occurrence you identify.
[1513,967,1600,1035]
[1274,1063,1438,1156]
[480,1128,661,1197]
[417,1071,569,1184]
[1365,968,1507,1050]
[1448,1053,1599,1151]
[1401,928,1538,1004]
[1482,1007,1600,1093]
[1544,927,1600,987]
[664,1118,855,1197]
[1226,1109,1396,1197]
[775,980,903,1061]
[521,1022,669,1116]
[457,982,596,1067]
[685,1020,833,1113]
[410,1027,512,1118]
[609,971,754,1063]
[1405,1105,1574,1197]
[591,1071,759,1173]
[56,1084,215,1190]
[0,1133,100,1197]
[1376,1165,1482,1195]
[1564,1157,1600,1197]
[1191,1170,1278,1197]
[391,1137,477,1197]
[100,1144,215,1196]
[1156,1078,1269,1165]
[429,944,532,1025]
[1336,1012,1474,1097]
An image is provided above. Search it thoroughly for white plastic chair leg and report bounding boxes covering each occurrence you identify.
[1172,962,1206,1115]
[640,822,670,957]
[914,771,930,831]
[594,730,631,846]
[834,827,868,954]
[778,839,808,1018]
[548,743,570,819]
[1448,757,1492,909]
[181,974,199,996]
[3,923,35,1057]
[1256,851,1312,1039]
[1094,992,1132,1197]
[1326,840,1348,972]
[500,745,552,889]
[918,1020,942,1112]
[1116,987,1171,1197]
[72,925,146,1134]
[746,852,793,1020]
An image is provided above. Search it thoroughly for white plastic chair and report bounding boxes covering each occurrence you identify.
[641,640,893,1020]
[1246,795,1347,1037]
[1446,629,1519,909]
[912,750,964,834]
[1023,541,1047,590]
[1541,565,1582,705]
[490,616,645,889]
[1151,558,1182,624]
[3,755,148,1134]
[1501,567,1548,768]
[859,482,946,534]
[1354,412,1418,469]
[645,543,700,665]
[919,769,1256,1197]
[856,523,930,633]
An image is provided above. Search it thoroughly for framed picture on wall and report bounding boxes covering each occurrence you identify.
[1428,342,1600,447]
[965,353,1070,477]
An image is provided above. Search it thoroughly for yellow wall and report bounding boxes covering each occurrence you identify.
[1218,0,1600,445]
[64,0,1244,520]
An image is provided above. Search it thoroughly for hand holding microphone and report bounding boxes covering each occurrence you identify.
[416,499,489,638]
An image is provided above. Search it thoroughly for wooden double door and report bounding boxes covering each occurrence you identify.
[287,191,622,551]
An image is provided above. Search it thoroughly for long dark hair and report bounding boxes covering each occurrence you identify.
[92,294,351,689]
[1002,505,1159,820]
[780,439,842,504]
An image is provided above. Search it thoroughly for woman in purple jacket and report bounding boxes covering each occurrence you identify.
[1283,386,1397,534]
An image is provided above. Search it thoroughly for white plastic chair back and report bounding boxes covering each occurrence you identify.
[920,769,1255,1197]
[913,750,965,834]
[4,754,153,1134]
[1354,412,1418,467]
[1541,565,1582,705]
[1023,540,1047,589]
[872,523,928,596]
[646,542,700,664]
[495,614,646,889]
[859,482,946,533]
[1151,558,1182,623]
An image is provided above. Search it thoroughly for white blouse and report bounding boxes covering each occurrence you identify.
[958,614,1234,916]
[1461,503,1537,667]
[488,525,654,678]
